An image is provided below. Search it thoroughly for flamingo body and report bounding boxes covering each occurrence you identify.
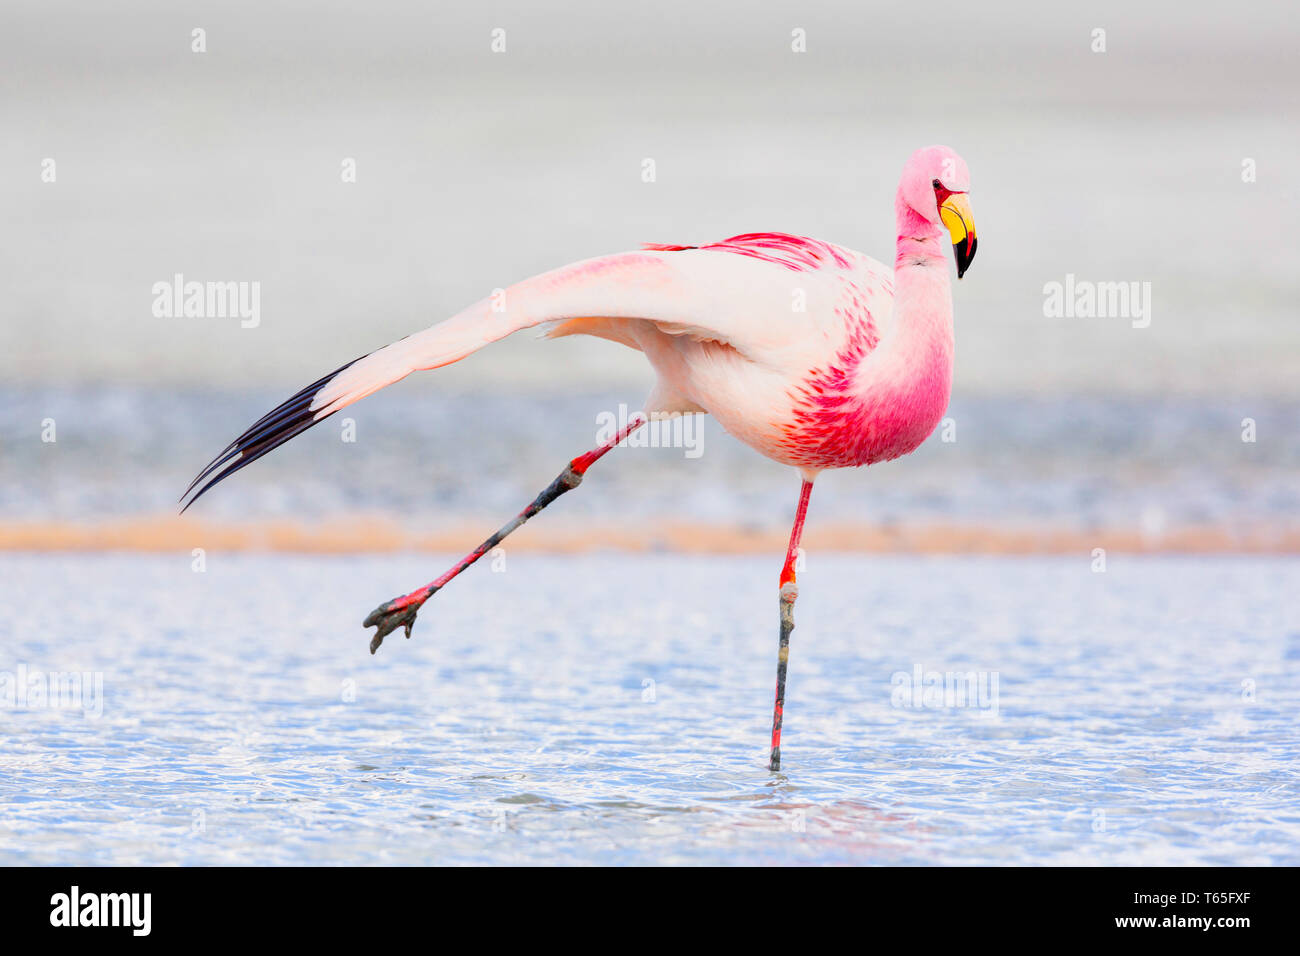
[181,145,977,768]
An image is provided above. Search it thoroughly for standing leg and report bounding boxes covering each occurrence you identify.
[362,415,646,653]
[769,478,813,772]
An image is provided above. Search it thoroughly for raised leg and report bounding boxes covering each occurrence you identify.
[363,415,646,653]
[769,478,813,772]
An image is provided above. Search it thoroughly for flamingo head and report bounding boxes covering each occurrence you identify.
[899,145,978,279]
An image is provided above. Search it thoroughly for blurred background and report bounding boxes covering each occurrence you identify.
[3,0,1298,551]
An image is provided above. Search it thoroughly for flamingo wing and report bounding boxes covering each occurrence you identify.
[181,236,876,510]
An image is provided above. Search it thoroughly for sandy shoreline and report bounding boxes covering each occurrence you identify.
[3,515,1298,554]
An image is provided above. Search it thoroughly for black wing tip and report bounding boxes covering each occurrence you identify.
[179,357,362,513]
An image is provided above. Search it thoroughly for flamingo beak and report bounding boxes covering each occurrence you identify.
[939,193,977,279]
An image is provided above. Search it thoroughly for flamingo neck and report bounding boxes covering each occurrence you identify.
[856,192,955,444]
[893,194,948,270]
[891,192,953,340]
[779,194,957,469]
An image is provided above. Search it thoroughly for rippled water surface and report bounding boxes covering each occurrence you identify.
[2,553,1297,865]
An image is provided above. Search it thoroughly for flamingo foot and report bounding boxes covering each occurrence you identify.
[363,595,426,655]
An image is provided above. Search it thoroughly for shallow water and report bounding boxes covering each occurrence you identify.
[6,386,1299,533]
[1,553,1296,865]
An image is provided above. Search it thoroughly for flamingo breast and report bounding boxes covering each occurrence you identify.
[638,235,952,474]
[770,275,952,471]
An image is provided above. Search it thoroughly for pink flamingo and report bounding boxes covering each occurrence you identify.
[183,145,977,771]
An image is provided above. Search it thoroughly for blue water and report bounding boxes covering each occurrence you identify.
[2,553,1296,865]
[5,386,1299,531]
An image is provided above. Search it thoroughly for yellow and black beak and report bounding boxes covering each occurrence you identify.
[939,193,977,279]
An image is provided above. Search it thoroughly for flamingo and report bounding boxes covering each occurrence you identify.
[182,145,977,771]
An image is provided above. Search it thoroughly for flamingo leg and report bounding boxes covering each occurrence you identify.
[363,415,646,653]
[769,478,813,772]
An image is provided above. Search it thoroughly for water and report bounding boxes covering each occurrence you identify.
[6,386,1299,535]
[2,553,1296,865]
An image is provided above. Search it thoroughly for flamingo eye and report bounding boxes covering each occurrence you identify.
[932,179,953,208]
